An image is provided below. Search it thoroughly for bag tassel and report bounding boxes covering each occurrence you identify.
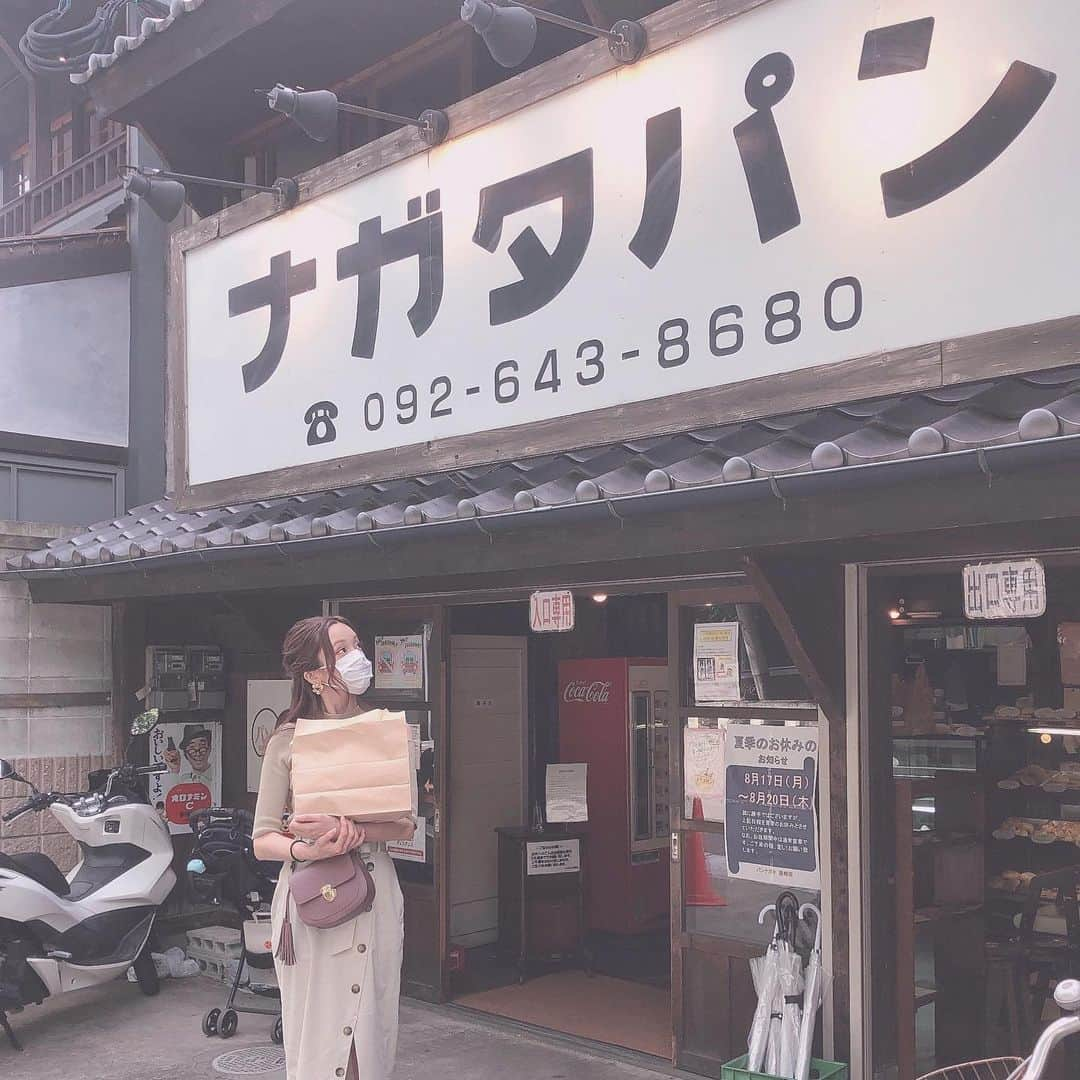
[275,890,296,966]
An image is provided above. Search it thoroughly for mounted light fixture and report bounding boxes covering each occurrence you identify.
[592,593,609,605]
[888,599,943,625]
[460,0,646,67]
[265,85,449,147]
[121,166,299,223]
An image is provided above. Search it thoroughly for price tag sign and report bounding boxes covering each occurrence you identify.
[530,589,575,633]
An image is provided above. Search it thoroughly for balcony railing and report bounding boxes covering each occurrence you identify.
[0,132,127,240]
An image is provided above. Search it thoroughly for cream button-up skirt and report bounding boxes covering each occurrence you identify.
[272,846,404,1079]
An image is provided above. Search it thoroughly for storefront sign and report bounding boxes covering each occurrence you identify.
[693,623,740,702]
[374,634,425,690]
[527,839,581,876]
[246,679,291,794]
[149,720,222,835]
[530,590,575,633]
[176,0,1080,506]
[964,559,1046,620]
[725,723,819,891]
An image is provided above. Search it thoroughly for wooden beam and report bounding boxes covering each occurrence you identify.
[942,312,1080,385]
[741,553,842,724]
[0,691,111,709]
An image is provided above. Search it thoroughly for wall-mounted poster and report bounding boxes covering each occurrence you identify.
[246,680,292,794]
[684,725,726,822]
[149,720,223,835]
[374,634,425,690]
[694,623,740,702]
[724,722,820,892]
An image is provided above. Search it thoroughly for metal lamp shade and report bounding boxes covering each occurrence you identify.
[268,85,340,143]
[460,0,537,68]
[125,171,186,223]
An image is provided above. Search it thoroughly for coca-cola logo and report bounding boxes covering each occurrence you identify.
[563,680,613,704]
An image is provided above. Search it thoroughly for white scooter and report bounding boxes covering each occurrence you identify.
[0,710,177,1051]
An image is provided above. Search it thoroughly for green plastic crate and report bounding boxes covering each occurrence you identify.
[720,1057,849,1080]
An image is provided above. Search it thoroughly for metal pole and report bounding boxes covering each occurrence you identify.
[512,2,612,40]
[337,102,424,129]
[146,170,279,195]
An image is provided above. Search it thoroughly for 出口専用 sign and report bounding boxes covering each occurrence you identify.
[179,0,1078,503]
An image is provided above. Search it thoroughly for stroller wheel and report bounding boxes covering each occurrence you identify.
[202,1008,221,1037]
[219,1010,239,1039]
[271,1017,283,1045]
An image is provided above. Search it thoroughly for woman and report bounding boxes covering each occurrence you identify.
[253,615,416,1080]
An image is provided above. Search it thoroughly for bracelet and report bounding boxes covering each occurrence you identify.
[290,838,309,863]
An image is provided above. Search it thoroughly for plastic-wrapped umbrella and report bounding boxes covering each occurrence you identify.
[795,903,824,1080]
[748,906,782,1072]
[775,892,803,1079]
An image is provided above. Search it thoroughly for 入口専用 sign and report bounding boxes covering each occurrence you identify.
[530,589,575,633]
[179,0,1078,503]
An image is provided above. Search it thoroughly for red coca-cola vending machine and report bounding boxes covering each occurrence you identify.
[558,659,670,936]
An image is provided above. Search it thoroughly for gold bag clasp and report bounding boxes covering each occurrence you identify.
[321,884,337,902]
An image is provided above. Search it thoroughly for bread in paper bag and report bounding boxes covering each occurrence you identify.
[291,709,412,821]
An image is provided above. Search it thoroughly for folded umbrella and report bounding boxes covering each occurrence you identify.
[748,906,782,1072]
[795,903,824,1080]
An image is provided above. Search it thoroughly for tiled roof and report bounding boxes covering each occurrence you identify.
[69,0,207,86]
[9,367,1080,573]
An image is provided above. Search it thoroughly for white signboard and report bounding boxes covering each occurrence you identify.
[180,0,1080,500]
[246,679,292,794]
[964,559,1046,620]
[374,634,425,690]
[527,839,582,876]
[725,723,820,892]
[694,623,740,702]
[546,762,588,823]
[149,721,222,835]
[530,589,575,633]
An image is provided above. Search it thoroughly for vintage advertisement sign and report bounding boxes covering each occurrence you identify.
[725,722,819,891]
[149,720,223,835]
[963,558,1046,620]
[177,0,1080,504]
[527,839,582,876]
[530,590,575,633]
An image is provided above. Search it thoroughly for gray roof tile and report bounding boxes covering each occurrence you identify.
[10,368,1080,574]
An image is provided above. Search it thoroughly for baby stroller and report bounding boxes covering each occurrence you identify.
[187,807,283,1045]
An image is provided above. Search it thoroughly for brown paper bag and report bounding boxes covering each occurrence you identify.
[291,709,412,821]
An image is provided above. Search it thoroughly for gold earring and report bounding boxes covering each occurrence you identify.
[312,682,324,695]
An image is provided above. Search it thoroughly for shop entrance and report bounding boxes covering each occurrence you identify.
[863,558,1080,1080]
[445,593,674,1059]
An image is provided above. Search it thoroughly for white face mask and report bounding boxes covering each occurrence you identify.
[334,648,373,696]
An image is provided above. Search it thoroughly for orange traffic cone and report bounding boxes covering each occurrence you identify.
[685,796,725,906]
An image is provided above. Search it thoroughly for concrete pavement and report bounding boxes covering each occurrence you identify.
[0,974,681,1079]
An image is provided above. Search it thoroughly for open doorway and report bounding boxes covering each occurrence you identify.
[445,592,673,1059]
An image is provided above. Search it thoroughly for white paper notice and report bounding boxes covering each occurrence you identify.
[527,839,581,876]
[373,634,425,690]
[546,763,588,823]
[684,726,726,822]
[694,623,740,702]
[997,643,1028,687]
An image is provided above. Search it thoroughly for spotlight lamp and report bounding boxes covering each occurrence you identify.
[122,166,299,223]
[460,0,647,67]
[266,85,450,147]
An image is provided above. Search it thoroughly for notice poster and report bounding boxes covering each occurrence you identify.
[964,559,1046,620]
[527,839,581,876]
[684,726,726,822]
[246,680,292,793]
[374,635,425,690]
[694,623,740,702]
[546,763,588,823]
[724,723,820,891]
[149,720,222,835]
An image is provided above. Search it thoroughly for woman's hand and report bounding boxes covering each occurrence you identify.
[298,816,366,861]
[286,813,338,841]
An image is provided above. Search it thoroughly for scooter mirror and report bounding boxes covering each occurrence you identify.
[0,758,16,780]
[130,708,160,737]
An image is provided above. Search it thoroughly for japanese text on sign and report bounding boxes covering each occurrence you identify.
[530,590,575,633]
[181,0,1078,501]
[725,722,819,891]
[527,839,581,876]
[964,559,1046,620]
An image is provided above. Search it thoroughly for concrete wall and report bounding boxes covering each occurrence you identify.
[0,526,114,870]
[0,271,130,447]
